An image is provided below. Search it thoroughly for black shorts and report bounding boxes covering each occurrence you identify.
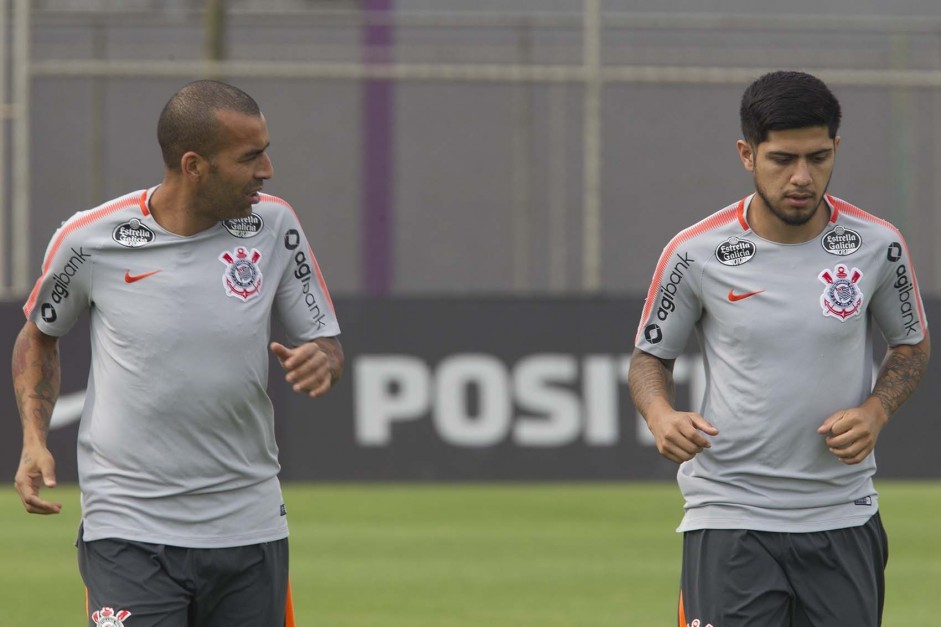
[679,513,888,627]
[77,527,294,627]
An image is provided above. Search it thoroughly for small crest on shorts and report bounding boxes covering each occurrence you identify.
[855,496,873,506]
[219,247,263,301]
[714,237,757,266]
[92,607,132,627]
[112,218,155,248]
[818,264,864,322]
[222,213,264,238]
[821,226,862,256]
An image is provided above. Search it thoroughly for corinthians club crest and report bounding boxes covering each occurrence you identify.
[92,607,132,627]
[818,264,864,321]
[219,247,263,301]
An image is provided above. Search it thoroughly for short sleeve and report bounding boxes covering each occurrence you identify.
[633,241,702,358]
[868,234,927,346]
[272,212,341,346]
[23,216,94,337]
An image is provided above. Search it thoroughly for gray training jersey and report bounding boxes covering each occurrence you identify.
[24,187,340,548]
[634,194,927,533]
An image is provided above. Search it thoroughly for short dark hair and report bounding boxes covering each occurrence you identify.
[157,80,261,170]
[739,71,841,145]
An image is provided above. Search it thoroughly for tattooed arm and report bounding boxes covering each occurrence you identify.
[628,348,719,464]
[818,333,931,465]
[312,336,344,387]
[871,335,932,419]
[12,321,63,514]
[270,336,344,398]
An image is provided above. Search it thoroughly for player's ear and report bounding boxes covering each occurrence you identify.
[736,139,755,172]
[180,151,206,179]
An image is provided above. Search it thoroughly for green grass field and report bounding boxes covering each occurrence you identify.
[2,481,939,626]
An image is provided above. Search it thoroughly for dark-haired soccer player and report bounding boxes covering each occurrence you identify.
[629,70,930,626]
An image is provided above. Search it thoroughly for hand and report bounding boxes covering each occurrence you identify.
[646,411,719,464]
[817,402,887,465]
[14,445,62,515]
[270,341,334,398]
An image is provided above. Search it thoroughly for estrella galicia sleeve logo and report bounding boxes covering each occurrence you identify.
[714,237,756,266]
[821,226,861,256]
[112,219,155,247]
[219,247,263,301]
[222,213,264,238]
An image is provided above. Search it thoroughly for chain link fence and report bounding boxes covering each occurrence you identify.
[4,1,941,298]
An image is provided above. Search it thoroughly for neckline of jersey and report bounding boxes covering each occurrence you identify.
[739,193,838,247]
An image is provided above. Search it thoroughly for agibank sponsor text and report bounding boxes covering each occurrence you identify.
[894,264,921,336]
[49,247,91,303]
[285,228,327,330]
[656,252,694,321]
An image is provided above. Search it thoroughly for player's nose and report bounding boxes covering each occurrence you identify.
[257,152,273,180]
[791,160,812,186]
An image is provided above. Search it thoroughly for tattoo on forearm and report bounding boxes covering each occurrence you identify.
[40,348,58,384]
[871,343,929,419]
[11,332,29,377]
[628,352,675,415]
[12,327,60,435]
[315,338,344,384]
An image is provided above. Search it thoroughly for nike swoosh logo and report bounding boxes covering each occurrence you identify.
[124,270,161,283]
[728,289,764,302]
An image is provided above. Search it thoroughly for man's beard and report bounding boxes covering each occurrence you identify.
[754,175,832,227]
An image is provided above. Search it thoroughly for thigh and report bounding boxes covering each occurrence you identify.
[787,513,888,627]
[78,531,190,627]
[681,529,793,627]
[192,539,290,627]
